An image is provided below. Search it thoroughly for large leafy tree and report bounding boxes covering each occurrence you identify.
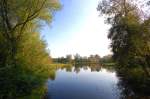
[0,0,60,67]
[0,0,60,98]
[97,0,150,76]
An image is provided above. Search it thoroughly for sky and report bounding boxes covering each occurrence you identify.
[41,0,111,58]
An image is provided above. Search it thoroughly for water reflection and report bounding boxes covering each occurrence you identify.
[46,65,150,99]
[47,65,121,99]
[117,75,150,99]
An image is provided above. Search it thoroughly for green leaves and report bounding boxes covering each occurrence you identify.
[0,0,61,98]
[97,0,150,72]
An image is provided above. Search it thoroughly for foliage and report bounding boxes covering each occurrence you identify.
[100,54,114,64]
[97,0,150,96]
[97,0,150,76]
[54,54,101,65]
[0,0,61,98]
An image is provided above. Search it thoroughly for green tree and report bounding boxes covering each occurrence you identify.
[66,54,72,63]
[0,0,61,98]
[97,0,150,76]
[0,0,60,67]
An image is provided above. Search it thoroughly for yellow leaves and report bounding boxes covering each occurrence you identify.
[16,31,52,75]
[0,0,60,98]
[38,8,53,23]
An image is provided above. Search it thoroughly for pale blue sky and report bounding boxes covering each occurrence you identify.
[41,0,111,58]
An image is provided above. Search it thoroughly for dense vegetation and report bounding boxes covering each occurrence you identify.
[53,54,112,65]
[0,0,149,98]
[97,0,150,96]
[0,0,60,98]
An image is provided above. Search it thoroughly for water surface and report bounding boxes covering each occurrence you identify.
[46,66,122,99]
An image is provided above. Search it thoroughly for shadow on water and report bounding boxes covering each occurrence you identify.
[116,68,150,99]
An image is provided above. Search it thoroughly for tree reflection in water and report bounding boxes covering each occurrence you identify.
[115,65,150,99]
[47,64,150,99]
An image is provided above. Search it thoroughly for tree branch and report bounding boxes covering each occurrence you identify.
[11,0,47,33]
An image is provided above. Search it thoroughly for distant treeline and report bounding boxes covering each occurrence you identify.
[53,54,113,65]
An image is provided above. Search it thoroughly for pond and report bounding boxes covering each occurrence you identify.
[46,66,123,99]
